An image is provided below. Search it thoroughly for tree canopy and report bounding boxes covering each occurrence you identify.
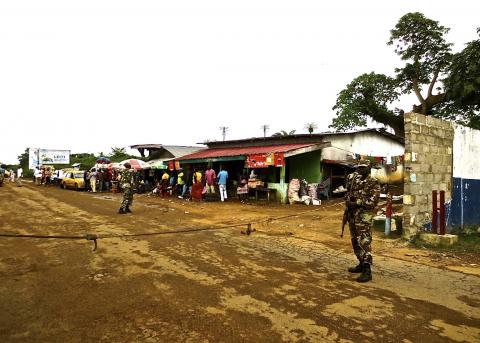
[331,13,480,136]
[304,122,318,134]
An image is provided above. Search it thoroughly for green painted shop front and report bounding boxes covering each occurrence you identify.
[286,150,322,184]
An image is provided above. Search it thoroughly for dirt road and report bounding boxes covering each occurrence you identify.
[1,183,479,342]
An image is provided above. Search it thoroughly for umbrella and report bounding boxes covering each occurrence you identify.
[108,162,123,170]
[96,157,111,164]
[119,159,149,171]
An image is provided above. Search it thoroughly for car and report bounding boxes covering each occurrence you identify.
[62,170,86,190]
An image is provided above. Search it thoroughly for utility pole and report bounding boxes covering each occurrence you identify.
[219,126,229,141]
[261,124,269,138]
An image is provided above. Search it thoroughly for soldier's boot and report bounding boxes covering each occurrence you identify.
[348,263,363,273]
[125,206,131,213]
[356,263,372,283]
[118,208,126,214]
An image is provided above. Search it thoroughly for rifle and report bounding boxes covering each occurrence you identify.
[341,196,355,238]
[341,208,348,238]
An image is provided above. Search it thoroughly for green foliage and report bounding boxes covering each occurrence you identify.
[442,31,480,128]
[388,12,452,94]
[17,148,29,172]
[108,147,131,162]
[272,130,296,136]
[331,12,479,134]
[304,122,318,134]
[331,73,404,134]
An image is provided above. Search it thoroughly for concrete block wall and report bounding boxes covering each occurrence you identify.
[403,113,454,239]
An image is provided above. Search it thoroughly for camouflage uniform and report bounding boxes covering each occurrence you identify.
[345,171,380,265]
[0,168,4,186]
[119,168,136,212]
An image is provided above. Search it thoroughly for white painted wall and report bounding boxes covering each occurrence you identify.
[453,124,480,180]
[321,132,404,160]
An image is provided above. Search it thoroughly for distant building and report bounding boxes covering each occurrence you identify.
[129,144,205,169]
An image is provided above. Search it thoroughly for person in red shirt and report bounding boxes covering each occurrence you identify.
[204,165,216,194]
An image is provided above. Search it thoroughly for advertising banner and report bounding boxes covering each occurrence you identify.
[29,148,70,168]
[246,154,268,168]
[28,148,40,169]
[246,153,284,168]
[39,149,70,165]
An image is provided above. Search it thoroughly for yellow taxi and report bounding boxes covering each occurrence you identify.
[61,170,86,190]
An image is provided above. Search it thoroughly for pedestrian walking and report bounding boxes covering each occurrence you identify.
[236,173,248,203]
[98,169,106,192]
[217,166,228,202]
[45,168,52,185]
[344,159,380,283]
[34,167,42,185]
[118,162,135,214]
[83,170,89,192]
[160,171,169,197]
[90,168,97,192]
[176,168,185,197]
[16,167,23,187]
[182,168,192,199]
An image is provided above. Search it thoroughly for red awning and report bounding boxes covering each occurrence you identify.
[177,143,318,161]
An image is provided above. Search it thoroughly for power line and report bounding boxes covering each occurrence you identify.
[0,202,344,251]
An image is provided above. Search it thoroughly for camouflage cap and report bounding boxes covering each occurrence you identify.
[355,159,371,168]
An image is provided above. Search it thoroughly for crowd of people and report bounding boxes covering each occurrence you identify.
[83,168,116,193]
[17,163,251,204]
[150,165,230,202]
[2,167,23,187]
[33,166,53,185]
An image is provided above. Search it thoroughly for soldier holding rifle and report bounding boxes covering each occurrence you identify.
[343,160,380,283]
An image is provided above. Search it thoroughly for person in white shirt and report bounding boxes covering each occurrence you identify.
[34,167,42,185]
[16,168,23,187]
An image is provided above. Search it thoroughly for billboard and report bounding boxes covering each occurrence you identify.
[29,148,70,169]
[28,148,40,169]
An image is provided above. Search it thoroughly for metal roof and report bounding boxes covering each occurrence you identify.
[129,144,205,157]
[204,128,404,147]
[163,146,205,157]
[130,144,164,149]
[178,143,322,161]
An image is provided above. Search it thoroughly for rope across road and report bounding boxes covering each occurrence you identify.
[0,201,344,252]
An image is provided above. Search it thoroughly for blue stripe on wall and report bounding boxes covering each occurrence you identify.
[448,177,480,229]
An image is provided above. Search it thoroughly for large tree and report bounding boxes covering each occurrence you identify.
[331,13,480,136]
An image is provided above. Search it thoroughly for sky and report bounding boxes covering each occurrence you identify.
[1,1,479,164]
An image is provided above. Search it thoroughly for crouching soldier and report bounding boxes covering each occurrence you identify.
[344,159,380,282]
[118,162,136,214]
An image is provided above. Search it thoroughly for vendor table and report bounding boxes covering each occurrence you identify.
[249,187,276,201]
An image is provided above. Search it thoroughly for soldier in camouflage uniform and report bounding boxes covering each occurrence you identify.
[344,159,380,282]
[118,162,136,214]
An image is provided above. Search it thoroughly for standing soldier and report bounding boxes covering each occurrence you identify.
[118,162,136,214]
[344,159,380,282]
